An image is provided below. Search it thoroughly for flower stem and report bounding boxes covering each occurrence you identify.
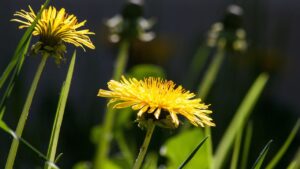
[45,51,76,169]
[112,40,130,80]
[196,39,226,169]
[197,39,226,100]
[94,40,129,168]
[133,123,155,169]
[5,54,48,169]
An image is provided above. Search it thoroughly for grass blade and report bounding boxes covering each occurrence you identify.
[45,51,76,169]
[287,148,300,169]
[0,118,59,168]
[213,73,269,169]
[5,54,48,169]
[178,137,208,169]
[241,122,253,169]
[230,127,243,169]
[0,0,51,89]
[266,119,300,169]
[251,140,273,169]
[0,36,31,110]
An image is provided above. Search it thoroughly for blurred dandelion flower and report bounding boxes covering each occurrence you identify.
[106,1,155,43]
[12,6,95,63]
[98,76,215,128]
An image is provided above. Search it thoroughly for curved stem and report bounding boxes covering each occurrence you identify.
[94,40,129,169]
[5,54,48,169]
[133,123,155,169]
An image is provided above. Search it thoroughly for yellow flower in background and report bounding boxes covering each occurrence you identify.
[98,76,215,128]
[12,6,95,63]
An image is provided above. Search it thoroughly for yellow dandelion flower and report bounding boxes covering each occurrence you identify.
[12,6,95,63]
[98,76,215,128]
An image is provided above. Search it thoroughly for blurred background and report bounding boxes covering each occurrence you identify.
[0,0,299,168]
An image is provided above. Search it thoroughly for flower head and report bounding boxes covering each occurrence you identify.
[106,1,155,43]
[12,6,95,63]
[98,76,215,128]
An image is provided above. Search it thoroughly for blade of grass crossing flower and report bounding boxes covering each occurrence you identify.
[0,0,50,89]
[178,137,208,169]
[5,54,48,169]
[230,127,243,169]
[251,140,273,169]
[213,73,269,169]
[95,40,130,168]
[241,122,253,169]
[45,51,76,169]
[266,119,300,169]
[0,36,31,111]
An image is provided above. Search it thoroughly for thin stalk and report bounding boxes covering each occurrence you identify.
[205,127,213,169]
[196,39,226,169]
[185,45,210,88]
[5,54,48,169]
[266,119,300,169]
[115,131,134,167]
[241,122,253,169]
[45,51,76,169]
[94,40,130,168]
[197,39,226,99]
[230,127,243,169]
[132,123,155,169]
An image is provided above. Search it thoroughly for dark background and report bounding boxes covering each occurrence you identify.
[0,0,299,168]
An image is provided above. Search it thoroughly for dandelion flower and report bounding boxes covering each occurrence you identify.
[98,76,215,128]
[12,6,95,63]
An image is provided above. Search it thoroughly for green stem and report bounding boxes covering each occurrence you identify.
[185,45,210,88]
[205,127,213,169]
[196,39,226,169]
[132,123,155,169]
[112,40,130,80]
[197,39,226,99]
[230,127,242,169]
[45,51,76,169]
[5,54,48,169]
[241,122,253,169]
[94,40,129,169]
[115,131,134,167]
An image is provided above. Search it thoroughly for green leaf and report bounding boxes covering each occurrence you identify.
[161,129,208,169]
[251,140,273,169]
[0,36,31,111]
[73,161,92,169]
[5,53,48,169]
[266,119,300,169]
[46,50,76,168]
[127,64,166,79]
[241,122,253,169]
[178,137,208,169]
[214,73,269,169]
[287,148,300,169]
[142,152,158,169]
[230,127,243,169]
